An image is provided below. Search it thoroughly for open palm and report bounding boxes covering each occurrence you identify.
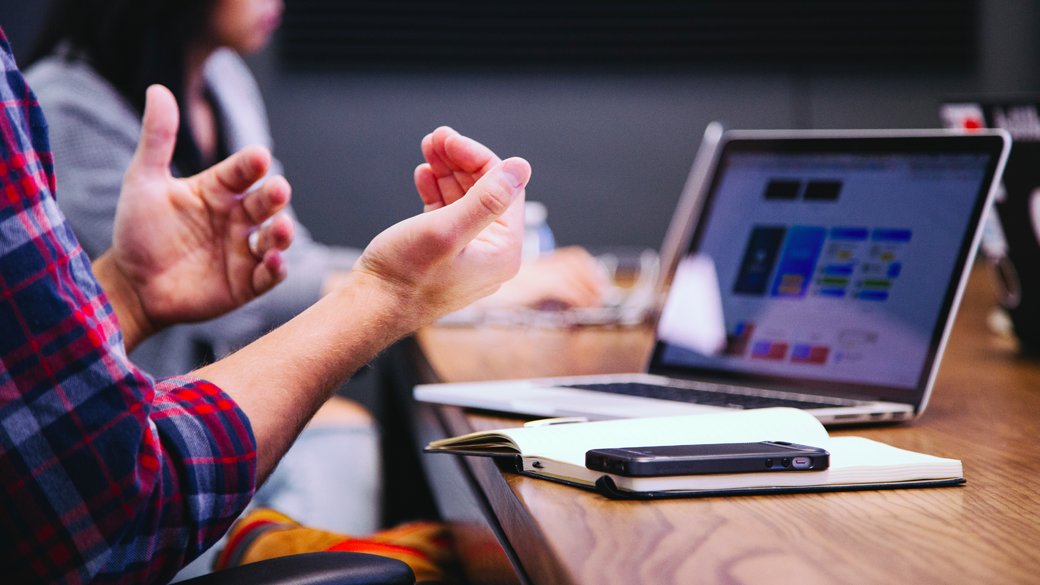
[110,85,295,331]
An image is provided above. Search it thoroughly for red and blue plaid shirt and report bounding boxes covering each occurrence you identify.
[0,31,257,584]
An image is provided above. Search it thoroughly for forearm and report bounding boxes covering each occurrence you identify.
[195,142,530,482]
[92,252,156,353]
[193,270,417,481]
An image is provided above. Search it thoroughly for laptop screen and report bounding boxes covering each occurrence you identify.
[649,135,1005,404]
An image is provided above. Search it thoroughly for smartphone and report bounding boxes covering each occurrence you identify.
[585,441,829,477]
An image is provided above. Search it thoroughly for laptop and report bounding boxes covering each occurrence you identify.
[416,129,1010,425]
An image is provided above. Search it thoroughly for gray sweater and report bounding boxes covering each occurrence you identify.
[27,48,362,377]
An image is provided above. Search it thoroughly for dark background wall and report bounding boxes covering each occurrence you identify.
[2,1,1039,252]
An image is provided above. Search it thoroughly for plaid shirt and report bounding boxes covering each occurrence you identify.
[0,31,257,584]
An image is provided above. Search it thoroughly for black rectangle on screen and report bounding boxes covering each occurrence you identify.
[804,180,843,201]
[764,180,801,200]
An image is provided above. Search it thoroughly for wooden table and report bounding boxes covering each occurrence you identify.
[406,266,1040,585]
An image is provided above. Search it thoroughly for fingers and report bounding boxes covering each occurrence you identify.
[422,127,498,175]
[128,85,180,177]
[554,247,611,299]
[437,134,498,205]
[193,145,273,202]
[443,132,498,174]
[414,164,444,211]
[546,272,604,309]
[422,130,468,206]
[420,127,501,207]
[242,175,292,224]
[250,213,295,258]
[252,248,288,295]
[562,270,608,307]
[242,176,293,296]
[510,248,608,309]
[426,157,531,250]
[420,129,454,177]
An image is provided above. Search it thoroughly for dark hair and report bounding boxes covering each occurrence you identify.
[28,0,218,176]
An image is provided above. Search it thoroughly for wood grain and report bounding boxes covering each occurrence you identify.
[415,266,1040,585]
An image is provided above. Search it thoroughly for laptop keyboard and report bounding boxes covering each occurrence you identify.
[562,382,857,410]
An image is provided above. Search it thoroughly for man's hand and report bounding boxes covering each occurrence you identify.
[414,126,500,212]
[416,127,607,311]
[196,127,530,476]
[351,126,530,331]
[93,85,295,352]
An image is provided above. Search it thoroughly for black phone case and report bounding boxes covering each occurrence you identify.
[585,442,830,477]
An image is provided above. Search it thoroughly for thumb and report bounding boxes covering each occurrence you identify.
[129,85,179,176]
[432,157,531,247]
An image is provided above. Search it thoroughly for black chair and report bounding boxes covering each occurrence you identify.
[176,552,415,585]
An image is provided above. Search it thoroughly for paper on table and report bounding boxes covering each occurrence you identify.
[427,408,963,494]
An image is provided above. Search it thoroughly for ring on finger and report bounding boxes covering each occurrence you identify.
[248,230,261,258]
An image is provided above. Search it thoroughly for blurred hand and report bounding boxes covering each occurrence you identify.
[477,246,609,310]
[99,85,295,348]
[350,127,531,327]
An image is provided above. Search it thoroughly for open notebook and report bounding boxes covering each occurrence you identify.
[426,408,963,499]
